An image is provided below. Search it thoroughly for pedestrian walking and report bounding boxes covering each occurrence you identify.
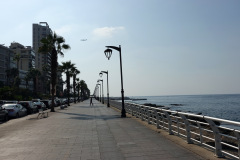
[90,97,93,106]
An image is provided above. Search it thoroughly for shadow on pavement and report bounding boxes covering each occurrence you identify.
[58,112,122,120]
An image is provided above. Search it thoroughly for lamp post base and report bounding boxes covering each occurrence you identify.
[107,103,110,107]
[121,109,126,117]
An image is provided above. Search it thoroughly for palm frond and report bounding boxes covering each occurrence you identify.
[62,44,70,50]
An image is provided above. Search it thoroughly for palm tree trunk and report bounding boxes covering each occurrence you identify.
[78,84,80,102]
[50,49,58,112]
[73,75,76,103]
[67,72,70,106]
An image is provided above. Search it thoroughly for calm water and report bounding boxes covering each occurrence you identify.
[129,94,240,122]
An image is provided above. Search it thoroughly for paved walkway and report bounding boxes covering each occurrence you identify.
[0,100,222,160]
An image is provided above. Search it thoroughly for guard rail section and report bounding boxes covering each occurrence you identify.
[109,100,240,160]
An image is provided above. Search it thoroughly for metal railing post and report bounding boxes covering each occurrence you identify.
[147,107,151,124]
[205,118,224,158]
[163,111,173,135]
[141,106,144,121]
[136,105,139,118]
[234,130,240,159]
[179,114,193,144]
[197,122,203,144]
[155,109,160,129]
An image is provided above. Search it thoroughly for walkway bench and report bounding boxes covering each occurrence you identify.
[37,109,48,118]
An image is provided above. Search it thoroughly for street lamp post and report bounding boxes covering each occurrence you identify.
[97,83,101,102]
[98,79,104,104]
[100,71,109,107]
[104,45,126,117]
[94,85,97,100]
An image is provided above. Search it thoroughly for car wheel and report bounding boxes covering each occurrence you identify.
[16,113,19,118]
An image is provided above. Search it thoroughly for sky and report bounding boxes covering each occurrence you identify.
[0,0,240,97]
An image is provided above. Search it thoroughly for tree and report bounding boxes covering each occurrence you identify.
[42,64,51,94]
[59,61,75,106]
[71,66,80,103]
[38,32,70,112]
[80,80,90,100]
[24,73,31,89]
[6,68,19,87]
[14,53,21,70]
[27,68,41,93]
[76,78,80,102]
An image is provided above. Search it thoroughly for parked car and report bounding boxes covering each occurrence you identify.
[18,101,38,114]
[32,99,41,103]
[3,100,18,104]
[49,99,57,108]
[55,98,61,106]
[2,104,27,118]
[41,100,51,109]
[0,106,8,122]
[33,102,47,110]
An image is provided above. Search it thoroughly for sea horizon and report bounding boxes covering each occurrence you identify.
[114,94,240,122]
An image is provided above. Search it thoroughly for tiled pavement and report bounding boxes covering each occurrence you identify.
[0,99,223,160]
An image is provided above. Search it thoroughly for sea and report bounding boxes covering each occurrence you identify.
[128,94,240,122]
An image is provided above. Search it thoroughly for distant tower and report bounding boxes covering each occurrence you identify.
[32,22,52,71]
[32,22,52,93]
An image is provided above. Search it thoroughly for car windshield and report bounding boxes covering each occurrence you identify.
[2,104,15,109]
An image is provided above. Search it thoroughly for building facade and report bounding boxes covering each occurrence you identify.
[9,42,35,71]
[9,42,35,90]
[0,44,16,86]
[32,22,52,93]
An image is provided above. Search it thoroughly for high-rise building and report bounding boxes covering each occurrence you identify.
[0,44,16,86]
[9,42,35,71]
[32,22,52,93]
[32,22,52,71]
[9,42,35,90]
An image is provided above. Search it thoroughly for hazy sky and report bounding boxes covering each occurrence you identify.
[1,0,240,96]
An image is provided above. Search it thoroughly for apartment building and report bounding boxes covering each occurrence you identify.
[9,42,35,71]
[32,22,52,93]
[32,22,52,71]
[0,44,16,86]
[9,42,35,90]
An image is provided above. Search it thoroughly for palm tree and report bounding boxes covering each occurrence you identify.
[76,78,80,102]
[71,67,80,103]
[80,80,90,100]
[24,74,31,89]
[42,64,50,94]
[6,68,19,87]
[59,61,75,106]
[38,32,70,112]
[13,53,21,88]
[14,53,21,70]
[27,68,41,93]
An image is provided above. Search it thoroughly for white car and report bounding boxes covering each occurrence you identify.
[2,104,27,118]
[32,100,47,110]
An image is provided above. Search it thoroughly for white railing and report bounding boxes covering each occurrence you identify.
[110,101,240,160]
